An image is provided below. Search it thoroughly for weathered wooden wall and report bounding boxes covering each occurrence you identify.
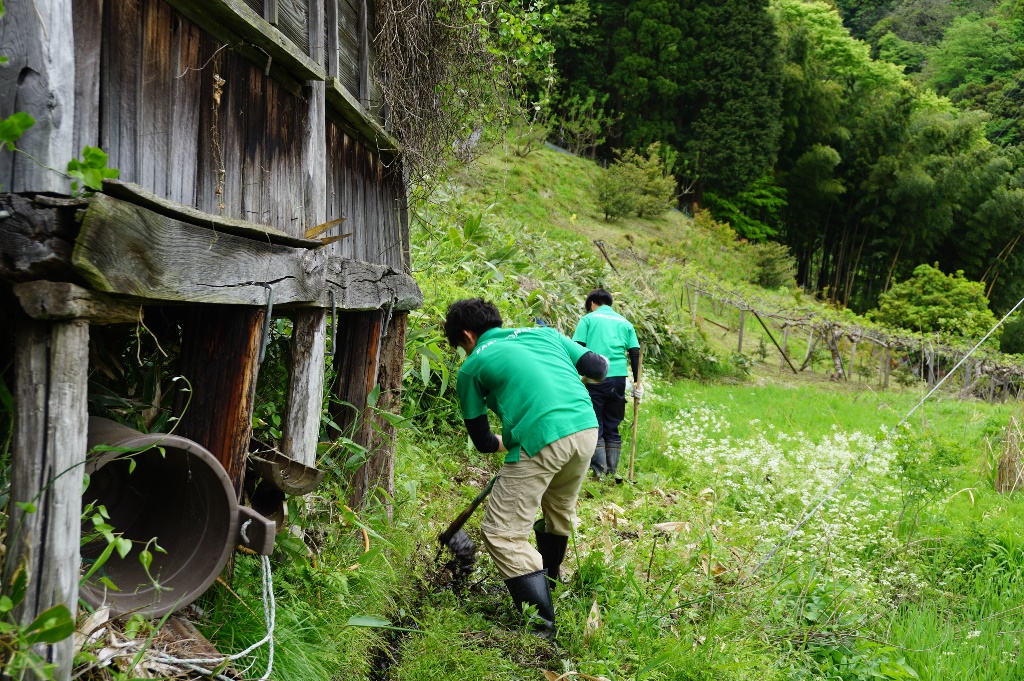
[59,0,404,265]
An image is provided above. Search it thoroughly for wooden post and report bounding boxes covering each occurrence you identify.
[329,309,384,508]
[5,318,89,680]
[883,347,891,389]
[737,309,746,354]
[175,306,265,497]
[0,0,76,193]
[802,328,815,372]
[850,341,857,381]
[628,346,644,482]
[780,326,789,372]
[358,0,371,108]
[282,310,327,468]
[691,292,699,329]
[366,311,408,507]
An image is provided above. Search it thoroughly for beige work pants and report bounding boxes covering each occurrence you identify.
[480,428,598,579]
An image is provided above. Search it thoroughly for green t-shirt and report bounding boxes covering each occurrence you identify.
[456,326,598,463]
[572,306,640,378]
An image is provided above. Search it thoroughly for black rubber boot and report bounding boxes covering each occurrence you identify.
[590,442,607,478]
[504,569,556,639]
[605,441,622,481]
[534,519,569,583]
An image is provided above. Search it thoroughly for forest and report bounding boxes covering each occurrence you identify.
[535,0,1024,314]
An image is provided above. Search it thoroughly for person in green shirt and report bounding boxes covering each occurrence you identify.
[572,289,642,481]
[445,298,608,637]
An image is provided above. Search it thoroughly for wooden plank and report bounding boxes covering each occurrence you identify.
[13,281,139,324]
[322,257,422,310]
[102,179,320,248]
[309,0,325,66]
[282,309,327,467]
[168,14,203,206]
[328,309,382,508]
[266,0,280,24]
[0,0,76,192]
[101,0,142,186]
[326,79,398,154]
[337,0,360,94]
[175,306,263,496]
[0,195,78,283]
[326,0,339,78]
[74,193,327,306]
[277,0,310,54]
[5,318,90,680]
[164,0,325,81]
[358,0,369,108]
[72,0,104,153]
[140,0,175,197]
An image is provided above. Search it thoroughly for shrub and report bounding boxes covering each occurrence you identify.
[750,241,797,289]
[871,263,997,338]
[595,143,677,220]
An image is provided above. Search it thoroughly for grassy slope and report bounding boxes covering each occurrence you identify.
[376,145,1024,680]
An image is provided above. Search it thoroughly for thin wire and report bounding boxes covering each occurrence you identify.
[749,293,1024,577]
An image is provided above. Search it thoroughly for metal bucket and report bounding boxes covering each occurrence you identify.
[81,417,275,618]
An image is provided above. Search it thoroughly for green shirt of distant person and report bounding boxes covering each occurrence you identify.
[572,305,640,378]
[457,326,598,464]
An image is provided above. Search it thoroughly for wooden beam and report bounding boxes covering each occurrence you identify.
[282,309,327,468]
[265,0,279,25]
[364,310,407,511]
[326,78,398,154]
[102,180,320,248]
[0,0,75,193]
[163,0,325,82]
[72,193,422,310]
[5,318,89,680]
[73,193,328,306]
[752,310,798,374]
[323,257,422,311]
[0,195,79,283]
[13,281,139,324]
[175,305,264,497]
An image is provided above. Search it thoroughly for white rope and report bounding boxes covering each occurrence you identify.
[750,294,1024,577]
[143,556,276,680]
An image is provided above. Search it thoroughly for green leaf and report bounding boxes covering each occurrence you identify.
[420,354,430,385]
[345,615,422,634]
[98,576,120,592]
[128,458,137,474]
[25,604,75,644]
[0,595,13,613]
[81,541,116,584]
[15,501,36,514]
[114,537,132,559]
[367,384,381,408]
[0,112,35,150]
[138,548,152,573]
[9,561,27,606]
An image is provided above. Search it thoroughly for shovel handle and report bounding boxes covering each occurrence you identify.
[438,475,496,546]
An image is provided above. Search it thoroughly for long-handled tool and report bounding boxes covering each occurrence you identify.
[627,346,644,482]
[437,475,496,573]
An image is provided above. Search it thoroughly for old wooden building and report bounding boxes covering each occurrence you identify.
[0,0,421,676]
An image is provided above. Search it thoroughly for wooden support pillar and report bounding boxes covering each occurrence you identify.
[366,311,407,508]
[691,292,699,329]
[0,0,76,193]
[802,328,816,372]
[358,0,371,108]
[737,309,746,354]
[175,306,264,497]
[779,326,789,372]
[282,310,327,468]
[850,341,858,382]
[883,347,891,389]
[6,318,89,680]
[329,309,384,508]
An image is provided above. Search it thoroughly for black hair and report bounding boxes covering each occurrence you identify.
[584,288,614,312]
[444,298,503,347]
